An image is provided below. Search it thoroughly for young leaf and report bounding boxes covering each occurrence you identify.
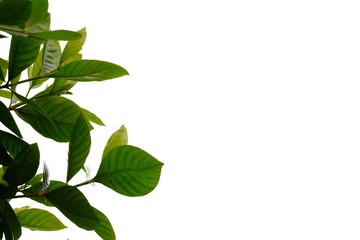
[50,60,129,81]
[16,96,82,142]
[0,90,11,99]
[95,145,164,196]
[0,200,22,240]
[0,101,22,137]
[45,186,100,230]
[8,37,41,81]
[27,13,50,33]
[60,28,87,65]
[67,114,91,182]
[0,0,32,27]
[30,30,82,41]
[102,125,128,159]
[14,143,40,185]
[93,207,116,240]
[16,208,67,231]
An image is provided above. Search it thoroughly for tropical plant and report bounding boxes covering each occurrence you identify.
[0,0,164,239]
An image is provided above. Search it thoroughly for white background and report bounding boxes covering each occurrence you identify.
[5,0,360,239]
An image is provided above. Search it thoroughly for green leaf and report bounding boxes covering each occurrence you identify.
[95,145,164,196]
[0,101,22,137]
[67,114,91,182]
[8,37,41,81]
[25,173,42,186]
[81,108,105,127]
[0,90,11,99]
[50,60,129,81]
[0,58,8,82]
[27,13,50,33]
[0,200,21,240]
[46,186,99,230]
[30,30,82,41]
[0,0,32,27]
[93,207,116,240]
[0,161,18,199]
[102,125,127,159]
[24,0,49,30]
[0,130,28,157]
[23,180,66,207]
[60,28,86,65]
[14,143,40,185]
[16,96,83,142]
[30,40,61,88]
[16,208,66,231]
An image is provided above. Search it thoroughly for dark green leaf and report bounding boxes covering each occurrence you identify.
[67,114,91,182]
[14,143,40,185]
[0,200,21,240]
[0,101,22,137]
[0,161,18,199]
[8,37,41,81]
[16,96,83,142]
[0,0,32,27]
[60,28,86,65]
[102,125,127,159]
[30,30,82,41]
[12,91,58,130]
[95,145,164,196]
[24,0,49,30]
[23,180,66,207]
[50,60,129,81]
[16,208,66,231]
[0,130,28,157]
[93,207,116,240]
[0,145,13,166]
[46,186,99,230]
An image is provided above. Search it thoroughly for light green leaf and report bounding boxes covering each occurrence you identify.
[24,0,49,30]
[16,96,83,142]
[30,30,82,41]
[81,108,105,128]
[27,13,50,33]
[93,207,116,240]
[46,186,99,230]
[30,40,61,88]
[67,114,91,182]
[0,101,22,137]
[14,143,40,185]
[0,0,32,27]
[16,208,67,231]
[0,90,11,99]
[95,145,164,196]
[26,173,42,186]
[102,125,127,159]
[60,28,86,65]
[8,36,41,81]
[0,200,22,240]
[50,60,129,81]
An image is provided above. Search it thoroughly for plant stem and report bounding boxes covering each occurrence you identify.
[73,179,94,188]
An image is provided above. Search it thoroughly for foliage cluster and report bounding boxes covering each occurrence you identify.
[0,0,164,239]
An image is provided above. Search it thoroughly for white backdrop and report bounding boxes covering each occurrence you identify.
[4,0,360,239]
